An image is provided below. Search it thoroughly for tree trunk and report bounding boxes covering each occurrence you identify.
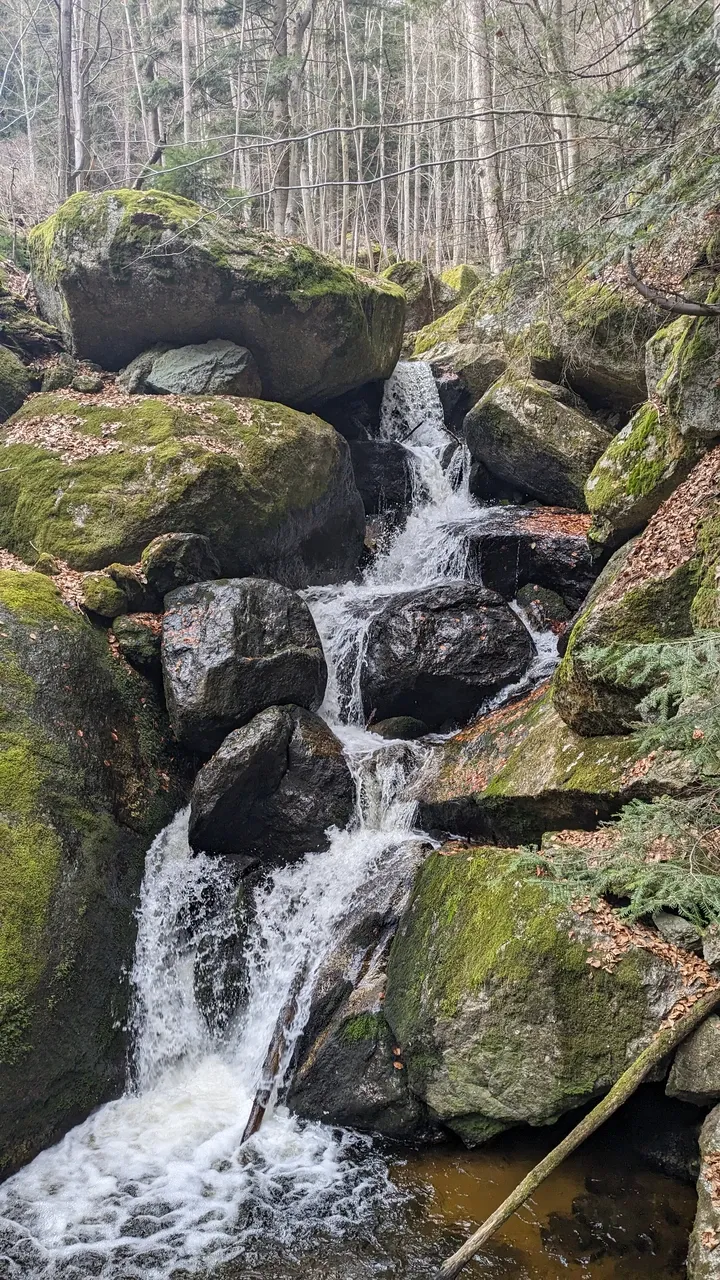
[469,0,508,272]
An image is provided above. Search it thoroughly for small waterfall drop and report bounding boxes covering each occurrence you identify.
[0,362,559,1279]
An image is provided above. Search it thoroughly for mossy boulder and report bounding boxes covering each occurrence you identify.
[531,278,659,414]
[0,272,60,361]
[554,447,720,735]
[585,401,701,553]
[81,572,129,619]
[0,347,32,423]
[440,264,482,299]
[464,372,614,510]
[112,612,162,676]
[647,311,720,441]
[384,847,698,1145]
[28,190,405,406]
[417,685,693,846]
[0,392,365,587]
[0,570,189,1175]
[381,260,454,333]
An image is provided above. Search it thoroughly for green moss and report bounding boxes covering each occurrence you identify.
[81,574,128,619]
[0,570,76,625]
[560,277,641,347]
[0,348,31,422]
[413,299,473,354]
[692,511,720,628]
[0,394,342,571]
[340,1012,383,1044]
[441,264,482,297]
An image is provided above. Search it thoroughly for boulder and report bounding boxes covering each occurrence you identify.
[647,310,720,442]
[384,846,705,1145]
[667,1016,720,1105]
[460,506,596,610]
[106,562,157,613]
[0,348,31,423]
[28,189,405,406]
[554,447,720,736]
[162,577,327,754]
[360,583,534,731]
[0,570,188,1176]
[81,572,129,620]
[417,685,707,846]
[188,704,354,859]
[464,372,614,510]
[688,1104,720,1278]
[380,260,454,333]
[369,716,429,740]
[0,393,365,587]
[516,583,571,629]
[140,532,221,600]
[0,271,60,361]
[349,440,411,513]
[118,339,262,398]
[111,612,162,676]
[585,401,701,554]
[289,977,425,1139]
[652,909,702,952]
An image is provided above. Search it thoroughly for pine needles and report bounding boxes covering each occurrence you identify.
[509,794,720,928]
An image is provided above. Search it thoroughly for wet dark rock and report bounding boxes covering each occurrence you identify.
[516,583,571,629]
[315,380,385,441]
[461,506,596,611]
[162,577,327,755]
[141,532,221,601]
[360,583,534,731]
[369,716,429,740]
[188,704,354,859]
[107,562,158,613]
[349,440,411,514]
[112,613,163,677]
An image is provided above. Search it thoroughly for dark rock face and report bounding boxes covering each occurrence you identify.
[0,571,188,1177]
[118,340,262,398]
[361,583,534,731]
[369,716,429,740]
[317,380,385,441]
[189,705,354,859]
[141,532,221,600]
[112,613,162,676]
[162,577,327,754]
[461,507,596,611]
[349,440,411,513]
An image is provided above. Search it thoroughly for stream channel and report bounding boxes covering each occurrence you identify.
[0,364,697,1278]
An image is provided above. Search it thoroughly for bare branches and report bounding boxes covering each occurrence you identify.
[624,246,720,316]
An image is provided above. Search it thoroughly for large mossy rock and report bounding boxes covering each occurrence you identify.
[28,190,405,406]
[416,685,694,845]
[384,847,699,1145]
[0,570,188,1175]
[585,401,700,554]
[464,372,613,510]
[0,392,365,585]
[554,446,720,735]
[0,348,32,423]
[381,260,454,333]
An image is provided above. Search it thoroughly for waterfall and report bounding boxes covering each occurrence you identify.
[0,363,558,1279]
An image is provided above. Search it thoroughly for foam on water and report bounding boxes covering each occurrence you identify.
[0,362,560,1279]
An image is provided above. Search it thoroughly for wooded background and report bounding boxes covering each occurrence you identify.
[0,0,717,272]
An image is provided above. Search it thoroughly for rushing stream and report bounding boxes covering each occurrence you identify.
[0,364,696,1279]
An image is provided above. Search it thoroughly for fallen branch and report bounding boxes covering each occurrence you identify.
[240,958,310,1145]
[434,982,720,1280]
[624,246,720,317]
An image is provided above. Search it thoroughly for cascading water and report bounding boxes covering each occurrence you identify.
[0,362,560,1280]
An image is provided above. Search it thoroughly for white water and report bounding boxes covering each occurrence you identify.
[0,362,559,1280]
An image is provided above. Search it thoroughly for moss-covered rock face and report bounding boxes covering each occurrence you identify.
[417,685,695,845]
[464,371,613,510]
[647,311,720,441]
[535,278,659,414]
[384,847,696,1145]
[585,401,701,553]
[381,260,454,333]
[554,446,720,735]
[0,272,61,362]
[28,190,405,406]
[0,392,365,586]
[0,570,188,1175]
[440,264,482,299]
[0,347,32,423]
